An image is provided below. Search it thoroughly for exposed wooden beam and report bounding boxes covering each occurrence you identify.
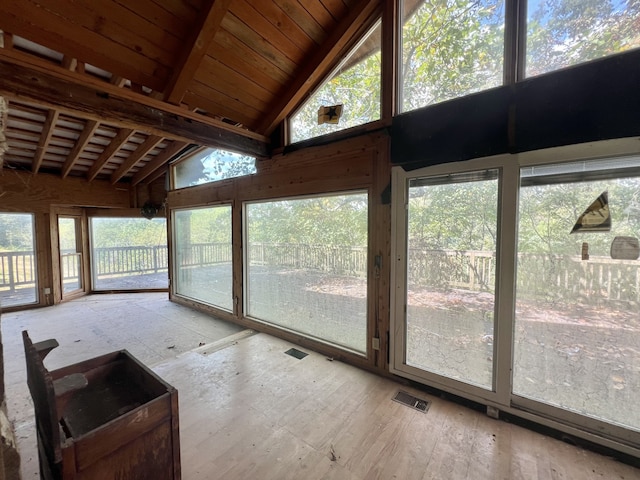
[256,0,381,136]
[61,119,99,178]
[131,140,188,186]
[0,54,270,157]
[110,135,163,184]
[164,0,233,105]
[87,127,134,181]
[32,108,59,173]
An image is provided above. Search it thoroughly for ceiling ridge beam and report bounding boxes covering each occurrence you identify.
[87,127,134,181]
[33,108,59,173]
[256,0,381,136]
[164,0,233,105]
[131,140,188,186]
[110,134,163,184]
[0,52,270,150]
[61,119,99,178]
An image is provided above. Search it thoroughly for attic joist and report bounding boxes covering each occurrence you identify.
[257,0,381,136]
[131,140,188,186]
[0,57,270,158]
[32,108,59,173]
[110,134,163,184]
[61,119,99,178]
[164,0,233,105]
[86,127,134,181]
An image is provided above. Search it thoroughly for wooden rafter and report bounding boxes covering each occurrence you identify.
[87,127,134,181]
[131,140,188,186]
[32,108,59,173]
[110,135,163,184]
[256,0,381,136]
[0,56,269,157]
[61,119,99,178]
[164,0,233,105]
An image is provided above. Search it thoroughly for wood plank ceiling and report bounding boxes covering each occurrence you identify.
[0,0,380,185]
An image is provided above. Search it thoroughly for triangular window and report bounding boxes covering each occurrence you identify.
[289,19,382,144]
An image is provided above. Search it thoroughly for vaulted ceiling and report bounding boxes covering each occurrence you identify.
[0,0,380,184]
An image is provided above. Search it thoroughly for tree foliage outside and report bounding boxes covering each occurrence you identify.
[290,0,639,140]
[173,147,256,189]
[290,22,382,143]
[401,0,504,112]
[174,206,231,244]
[0,213,34,252]
[91,217,167,248]
[526,0,640,77]
[246,193,368,247]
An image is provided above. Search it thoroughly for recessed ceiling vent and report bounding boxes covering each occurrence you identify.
[392,390,431,413]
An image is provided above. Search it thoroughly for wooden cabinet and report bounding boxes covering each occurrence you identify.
[23,331,181,479]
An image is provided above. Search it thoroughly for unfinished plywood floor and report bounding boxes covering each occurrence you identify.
[3,294,639,479]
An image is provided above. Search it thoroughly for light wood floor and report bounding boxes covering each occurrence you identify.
[3,294,639,479]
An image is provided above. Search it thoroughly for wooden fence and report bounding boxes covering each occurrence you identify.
[408,249,640,305]
[3,245,639,304]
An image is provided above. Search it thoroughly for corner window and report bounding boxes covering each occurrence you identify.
[289,21,382,143]
[173,205,233,311]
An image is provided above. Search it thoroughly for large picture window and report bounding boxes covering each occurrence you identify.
[173,206,233,311]
[245,193,368,353]
[90,217,168,291]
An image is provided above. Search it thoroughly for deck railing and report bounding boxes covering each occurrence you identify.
[2,246,639,304]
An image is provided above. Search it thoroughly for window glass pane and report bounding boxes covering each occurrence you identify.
[289,21,381,143]
[173,206,233,311]
[173,147,256,189]
[406,171,498,389]
[245,193,368,353]
[526,0,640,77]
[0,213,38,307]
[91,217,168,290]
[400,0,504,113]
[59,217,82,294]
[514,159,640,431]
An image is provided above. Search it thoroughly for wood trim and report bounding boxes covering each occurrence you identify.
[32,109,59,173]
[110,135,164,184]
[61,120,100,178]
[256,0,381,136]
[381,0,398,121]
[0,55,270,155]
[131,140,188,186]
[164,0,233,105]
[87,128,135,181]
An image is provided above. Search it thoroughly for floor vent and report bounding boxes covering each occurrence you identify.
[392,390,431,413]
[284,348,308,360]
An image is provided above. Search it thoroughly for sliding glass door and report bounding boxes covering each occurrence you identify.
[392,152,640,451]
[513,159,640,436]
[393,169,500,393]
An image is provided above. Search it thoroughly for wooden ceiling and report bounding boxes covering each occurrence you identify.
[0,0,381,185]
